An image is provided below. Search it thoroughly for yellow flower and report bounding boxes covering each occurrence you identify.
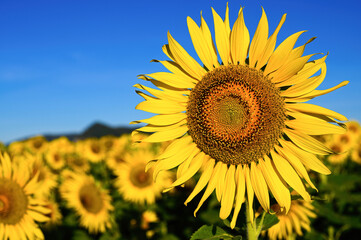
[133,4,348,228]
[60,173,113,233]
[45,147,66,171]
[345,120,361,139]
[327,139,349,164]
[77,139,106,163]
[141,210,158,230]
[105,135,131,171]
[114,150,171,204]
[25,136,48,155]
[64,153,90,173]
[0,151,50,239]
[43,199,62,228]
[7,141,26,156]
[351,141,361,164]
[266,200,316,240]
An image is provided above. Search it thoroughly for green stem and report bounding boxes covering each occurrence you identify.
[246,200,258,240]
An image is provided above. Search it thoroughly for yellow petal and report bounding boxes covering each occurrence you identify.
[1,152,12,179]
[264,31,306,75]
[230,7,250,65]
[134,83,188,102]
[276,55,327,87]
[271,150,311,201]
[256,13,287,70]
[153,143,197,180]
[146,72,195,89]
[286,103,347,121]
[185,159,215,205]
[281,63,326,97]
[250,162,269,211]
[244,164,255,223]
[283,142,331,175]
[220,165,236,219]
[177,146,201,179]
[212,7,230,65]
[275,143,317,190]
[286,112,346,135]
[140,125,188,143]
[28,210,50,222]
[215,162,228,202]
[258,156,291,213]
[162,44,175,61]
[135,99,186,114]
[167,32,206,80]
[167,152,204,188]
[194,161,223,216]
[130,113,187,126]
[151,59,197,83]
[295,81,349,100]
[249,7,268,68]
[157,135,193,159]
[133,119,187,134]
[230,165,246,229]
[187,16,215,71]
[284,128,333,155]
[287,37,316,62]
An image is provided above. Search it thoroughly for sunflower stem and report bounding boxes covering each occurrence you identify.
[246,199,258,240]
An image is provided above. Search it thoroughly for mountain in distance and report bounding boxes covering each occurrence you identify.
[39,122,137,142]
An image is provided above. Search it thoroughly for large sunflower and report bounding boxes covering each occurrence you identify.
[60,173,114,233]
[0,151,50,239]
[133,5,348,228]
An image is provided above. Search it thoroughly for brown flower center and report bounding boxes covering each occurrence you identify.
[187,65,285,165]
[129,164,153,188]
[0,179,28,224]
[78,183,103,214]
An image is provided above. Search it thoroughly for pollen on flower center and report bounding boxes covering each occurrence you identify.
[0,179,28,224]
[187,65,286,165]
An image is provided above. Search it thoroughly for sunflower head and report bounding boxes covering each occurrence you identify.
[133,3,348,227]
[0,151,50,239]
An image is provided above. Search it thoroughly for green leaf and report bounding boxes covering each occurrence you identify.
[257,213,280,231]
[72,230,92,240]
[190,225,234,240]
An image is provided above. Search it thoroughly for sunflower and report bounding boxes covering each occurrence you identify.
[60,173,113,233]
[0,151,50,239]
[265,200,316,240]
[77,138,106,163]
[43,199,62,228]
[351,141,361,164]
[45,147,66,171]
[114,149,172,204]
[133,4,348,228]
[64,152,90,173]
[25,136,48,155]
[105,135,131,171]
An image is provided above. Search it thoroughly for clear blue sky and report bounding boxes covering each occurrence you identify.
[1,0,360,143]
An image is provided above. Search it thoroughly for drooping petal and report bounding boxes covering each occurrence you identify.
[185,159,215,205]
[139,125,188,143]
[244,164,255,223]
[284,128,333,155]
[286,103,347,121]
[259,155,291,213]
[271,150,311,201]
[230,165,246,229]
[220,165,236,219]
[216,162,228,202]
[250,161,270,211]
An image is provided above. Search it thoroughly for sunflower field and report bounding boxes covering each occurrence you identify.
[1,3,361,240]
[0,120,360,240]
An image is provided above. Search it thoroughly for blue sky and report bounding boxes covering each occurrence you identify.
[1,0,360,143]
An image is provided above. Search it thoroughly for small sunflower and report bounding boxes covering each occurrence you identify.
[25,136,48,155]
[7,141,26,156]
[105,135,130,171]
[351,142,361,164]
[133,4,348,227]
[64,153,90,173]
[60,173,113,233]
[114,150,171,204]
[45,147,66,171]
[43,199,62,227]
[77,139,106,163]
[0,151,50,239]
[265,200,316,240]
[327,139,349,164]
